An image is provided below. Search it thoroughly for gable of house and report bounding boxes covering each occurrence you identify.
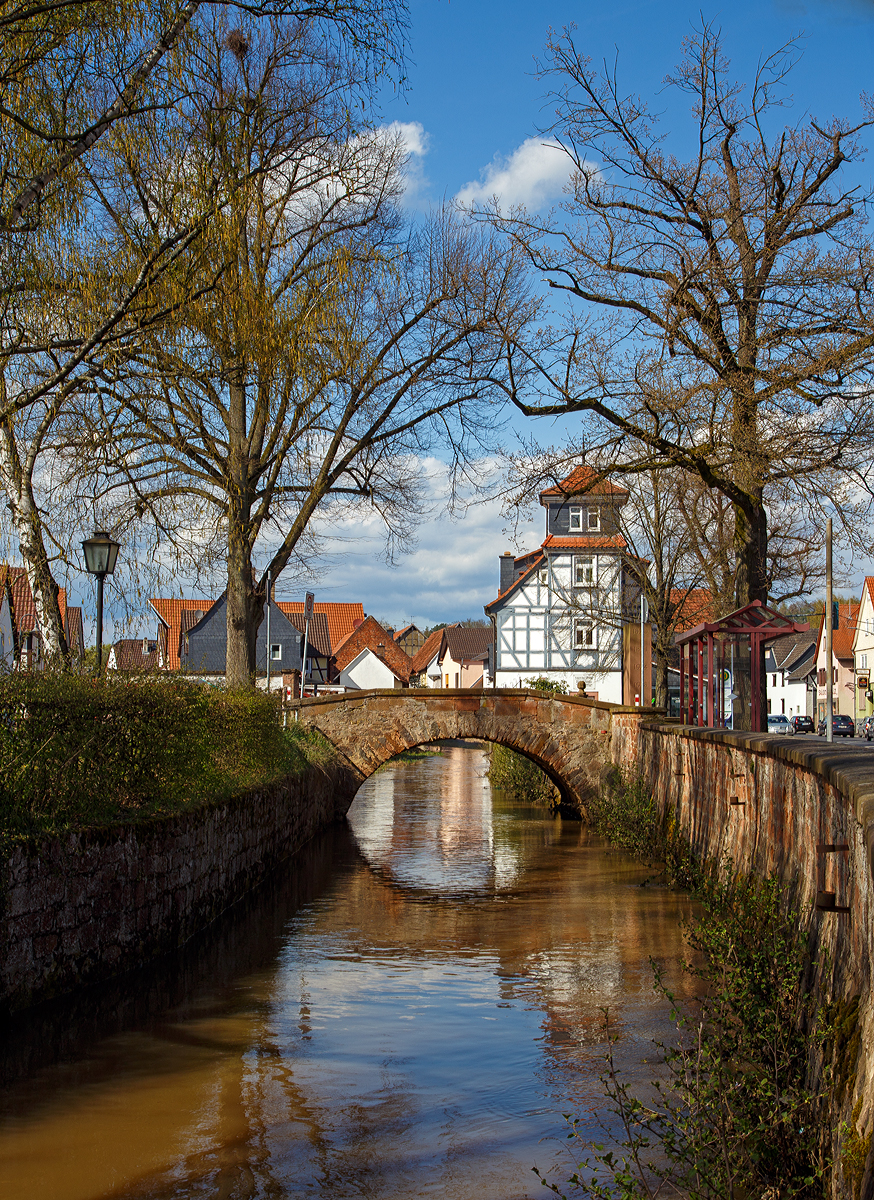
[332,615,412,682]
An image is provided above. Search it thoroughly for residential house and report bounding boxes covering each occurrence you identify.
[394,624,426,656]
[149,596,363,686]
[0,564,83,670]
[484,466,648,703]
[852,578,874,723]
[814,601,859,723]
[764,631,817,719]
[107,637,160,672]
[437,625,493,689]
[410,626,456,687]
[331,616,412,690]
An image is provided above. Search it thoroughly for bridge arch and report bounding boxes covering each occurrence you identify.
[290,689,629,817]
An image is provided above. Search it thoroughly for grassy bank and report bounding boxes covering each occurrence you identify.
[540,772,839,1200]
[0,674,333,851]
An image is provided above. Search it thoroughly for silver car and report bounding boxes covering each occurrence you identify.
[766,714,791,736]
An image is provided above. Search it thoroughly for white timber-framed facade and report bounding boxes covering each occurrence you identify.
[485,467,647,704]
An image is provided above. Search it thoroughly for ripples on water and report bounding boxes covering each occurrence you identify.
[0,743,698,1200]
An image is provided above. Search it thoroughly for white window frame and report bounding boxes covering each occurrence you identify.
[574,554,597,587]
[270,643,282,661]
[574,618,596,650]
[568,505,583,531]
[862,653,869,669]
[587,506,601,531]
[539,569,549,588]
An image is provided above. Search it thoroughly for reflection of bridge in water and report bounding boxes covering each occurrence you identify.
[289,688,632,815]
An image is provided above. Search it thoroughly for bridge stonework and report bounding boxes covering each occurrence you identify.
[291,688,637,815]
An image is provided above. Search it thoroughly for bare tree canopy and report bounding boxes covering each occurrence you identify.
[484,23,874,615]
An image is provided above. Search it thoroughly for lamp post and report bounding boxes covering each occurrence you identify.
[81,531,120,671]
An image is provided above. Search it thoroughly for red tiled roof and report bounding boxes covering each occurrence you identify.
[149,598,215,670]
[277,601,363,653]
[411,626,449,673]
[111,638,159,671]
[833,601,859,660]
[542,534,628,550]
[283,610,332,658]
[670,588,716,632]
[332,615,412,681]
[865,577,874,611]
[484,553,545,611]
[1,563,68,641]
[539,465,629,500]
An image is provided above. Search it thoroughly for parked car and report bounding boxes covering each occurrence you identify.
[789,715,815,734]
[816,714,856,737]
[766,714,791,735]
[861,715,874,741]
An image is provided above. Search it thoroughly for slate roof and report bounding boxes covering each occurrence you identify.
[539,464,629,500]
[770,631,817,672]
[440,625,493,663]
[484,554,545,611]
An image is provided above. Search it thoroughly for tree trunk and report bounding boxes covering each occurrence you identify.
[1,441,68,665]
[732,492,769,731]
[224,373,263,688]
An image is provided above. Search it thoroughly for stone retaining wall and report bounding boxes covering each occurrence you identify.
[0,758,358,1015]
[611,717,874,1197]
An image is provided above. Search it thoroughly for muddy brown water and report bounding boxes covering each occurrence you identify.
[0,744,698,1199]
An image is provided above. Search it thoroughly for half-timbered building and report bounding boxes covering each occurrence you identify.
[484,467,646,703]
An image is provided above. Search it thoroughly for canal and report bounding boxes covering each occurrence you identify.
[0,743,697,1199]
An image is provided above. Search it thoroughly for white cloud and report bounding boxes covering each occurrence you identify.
[454,137,572,211]
[381,120,430,211]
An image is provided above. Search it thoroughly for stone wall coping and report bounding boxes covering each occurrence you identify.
[641,720,874,826]
[287,687,652,715]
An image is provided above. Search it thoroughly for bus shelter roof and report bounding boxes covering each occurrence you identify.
[674,599,809,647]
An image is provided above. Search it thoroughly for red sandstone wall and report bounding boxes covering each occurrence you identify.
[0,761,357,1015]
[611,717,874,1194]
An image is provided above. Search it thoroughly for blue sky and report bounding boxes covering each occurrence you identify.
[104,0,874,637]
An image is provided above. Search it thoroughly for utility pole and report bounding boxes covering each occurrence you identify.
[265,571,272,691]
[301,591,314,697]
[826,518,833,744]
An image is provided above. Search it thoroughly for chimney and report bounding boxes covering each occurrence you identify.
[500,551,515,593]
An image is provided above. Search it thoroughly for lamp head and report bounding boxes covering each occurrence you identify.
[82,530,120,576]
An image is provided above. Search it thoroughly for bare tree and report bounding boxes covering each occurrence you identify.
[68,20,527,684]
[486,23,874,622]
[0,0,408,663]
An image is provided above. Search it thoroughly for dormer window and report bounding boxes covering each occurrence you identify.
[587,507,601,531]
[569,505,583,531]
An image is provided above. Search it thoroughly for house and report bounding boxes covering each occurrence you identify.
[764,631,817,719]
[852,578,874,724]
[437,625,493,689]
[484,466,647,703]
[107,638,160,672]
[814,601,859,723]
[394,624,426,656]
[149,596,363,685]
[410,626,455,687]
[332,616,412,690]
[0,564,84,670]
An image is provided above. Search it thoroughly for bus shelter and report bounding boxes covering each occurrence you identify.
[674,600,809,731]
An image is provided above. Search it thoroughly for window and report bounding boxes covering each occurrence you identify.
[270,644,281,660]
[772,674,777,688]
[539,569,549,588]
[574,555,596,587]
[781,699,785,714]
[574,619,595,649]
[455,672,459,687]
[568,506,583,531]
[587,507,601,531]
[863,654,869,669]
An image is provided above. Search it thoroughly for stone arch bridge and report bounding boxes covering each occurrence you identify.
[289,688,644,814]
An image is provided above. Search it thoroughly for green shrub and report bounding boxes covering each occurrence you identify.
[523,675,569,694]
[488,743,559,806]
[537,871,829,1200]
[0,674,325,848]
[587,772,697,888]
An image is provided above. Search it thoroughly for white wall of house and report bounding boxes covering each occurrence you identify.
[815,638,855,721]
[853,582,874,722]
[340,648,402,690]
[765,669,809,718]
[422,653,441,687]
[493,552,624,702]
[0,596,14,670]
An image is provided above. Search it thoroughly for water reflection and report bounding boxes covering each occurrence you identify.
[0,744,698,1200]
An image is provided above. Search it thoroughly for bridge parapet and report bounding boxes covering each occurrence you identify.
[287,688,647,815]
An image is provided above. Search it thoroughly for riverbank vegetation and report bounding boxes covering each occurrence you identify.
[0,675,332,850]
[541,773,835,1200]
[488,677,565,806]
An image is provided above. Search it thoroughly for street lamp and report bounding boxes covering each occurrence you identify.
[82,531,120,671]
